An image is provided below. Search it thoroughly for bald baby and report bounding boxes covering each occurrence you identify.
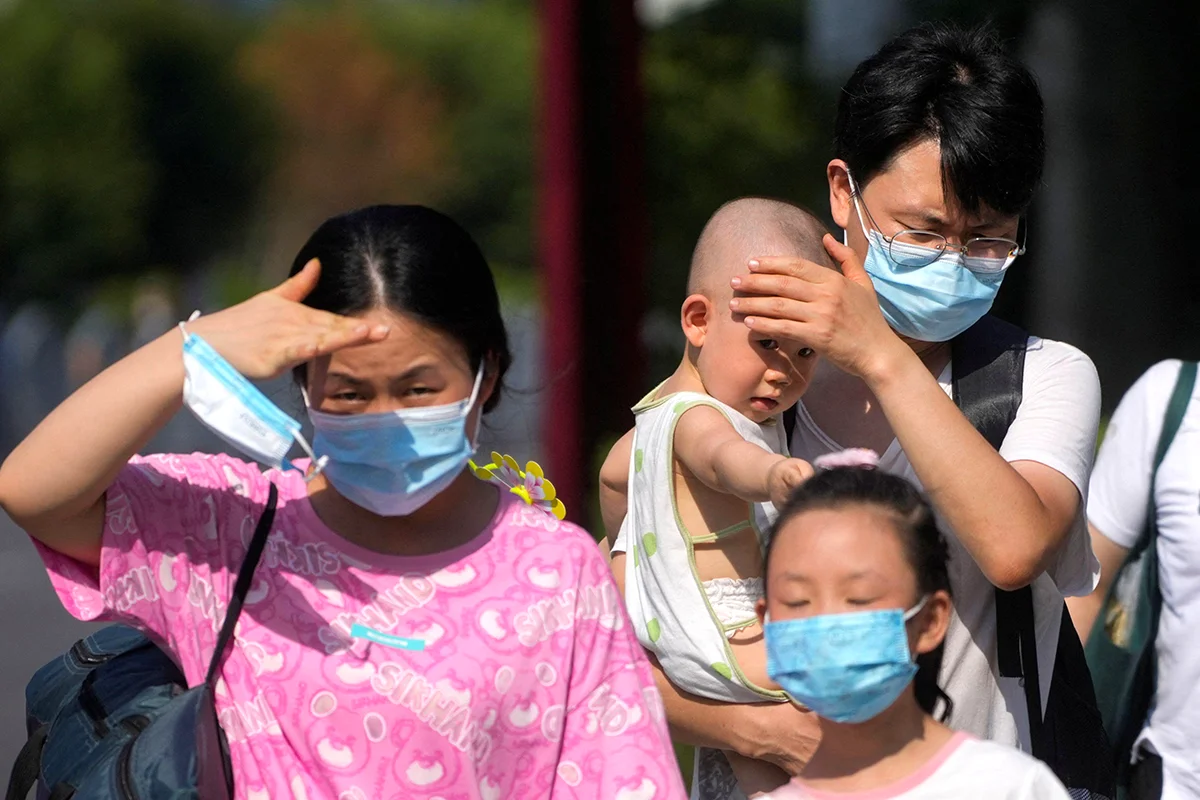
[686,197,836,301]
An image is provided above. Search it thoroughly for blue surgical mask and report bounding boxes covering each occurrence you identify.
[179,316,325,478]
[765,596,929,724]
[848,177,1007,343]
[307,370,484,516]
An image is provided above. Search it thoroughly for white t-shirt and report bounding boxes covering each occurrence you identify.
[1087,358,1200,800]
[763,733,1070,800]
[789,336,1101,751]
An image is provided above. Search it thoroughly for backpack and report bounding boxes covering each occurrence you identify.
[1084,360,1196,793]
[783,315,1115,799]
[6,482,278,800]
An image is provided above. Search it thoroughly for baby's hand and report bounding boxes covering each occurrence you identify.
[767,458,815,507]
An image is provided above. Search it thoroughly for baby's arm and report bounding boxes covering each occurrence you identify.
[599,429,635,549]
[674,406,813,506]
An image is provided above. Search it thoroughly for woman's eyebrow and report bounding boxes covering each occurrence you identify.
[325,371,366,386]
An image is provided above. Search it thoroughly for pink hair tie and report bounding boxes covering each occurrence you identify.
[812,448,880,471]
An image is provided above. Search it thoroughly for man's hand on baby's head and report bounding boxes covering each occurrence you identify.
[767,458,815,507]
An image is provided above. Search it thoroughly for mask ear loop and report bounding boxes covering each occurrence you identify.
[295,386,329,482]
[464,366,487,451]
[903,594,931,622]
[177,309,202,342]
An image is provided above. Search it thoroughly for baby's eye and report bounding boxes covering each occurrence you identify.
[798,347,815,358]
[757,339,780,351]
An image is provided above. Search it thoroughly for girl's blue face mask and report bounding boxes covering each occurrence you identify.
[306,369,484,517]
[764,596,928,724]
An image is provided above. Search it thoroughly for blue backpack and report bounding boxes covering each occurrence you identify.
[6,483,277,800]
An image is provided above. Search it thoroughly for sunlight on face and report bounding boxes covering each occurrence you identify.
[844,139,1021,259]
[697,311,817,423]
[305,308,479,416]
[765,505,921,621]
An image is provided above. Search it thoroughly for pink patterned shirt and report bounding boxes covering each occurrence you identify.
[34,453,686,800]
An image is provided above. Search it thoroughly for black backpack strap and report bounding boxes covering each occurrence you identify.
[950,317,1043,748]
[782,404,798,449]
[4,723,48,800]
[205,482,278,687]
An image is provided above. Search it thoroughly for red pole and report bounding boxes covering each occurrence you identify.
[538,0,585,521]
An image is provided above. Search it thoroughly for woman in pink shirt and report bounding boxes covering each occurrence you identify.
[0,205,686,800]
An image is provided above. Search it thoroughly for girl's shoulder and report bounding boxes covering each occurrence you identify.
[937,736,1068,796]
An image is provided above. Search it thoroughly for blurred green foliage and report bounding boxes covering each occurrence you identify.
[645,0,834,310]
[0,0,831,324]
[0,0,273,305]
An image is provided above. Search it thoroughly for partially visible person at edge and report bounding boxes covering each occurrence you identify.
[758,457,1070,799]
[600,22,1101,799]
[1069,359,1200,800]
[0,205,688,799]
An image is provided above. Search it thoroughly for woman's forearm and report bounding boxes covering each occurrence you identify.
[863,345,1077,590]
[0,329,185,541]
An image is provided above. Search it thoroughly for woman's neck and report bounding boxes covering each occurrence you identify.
[801,696,953,791]
[307,469,500,557]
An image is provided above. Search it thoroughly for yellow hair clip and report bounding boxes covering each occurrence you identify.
[469,451,567,520]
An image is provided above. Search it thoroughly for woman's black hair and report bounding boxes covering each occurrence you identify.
[765,466,954,721]
[288,204,511,412]
[834,21,1044,217]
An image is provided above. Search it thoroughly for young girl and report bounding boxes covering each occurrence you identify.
[757,457,1070,799]
[0,205,687,800]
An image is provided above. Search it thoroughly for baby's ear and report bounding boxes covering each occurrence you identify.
[680,294,711,347]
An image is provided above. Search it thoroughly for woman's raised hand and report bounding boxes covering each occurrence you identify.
[185,259,390,380]
[729,234,904,381]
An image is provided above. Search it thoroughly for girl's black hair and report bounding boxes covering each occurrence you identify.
[288,204,511,412]
[765,466,954,721]
[834,21,1044,217]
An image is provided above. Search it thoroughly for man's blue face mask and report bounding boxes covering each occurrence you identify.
[847,173,1012,343]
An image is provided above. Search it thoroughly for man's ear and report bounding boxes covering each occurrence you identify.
[755,596,767,627]
[827,159,854,232]
[681,294,712,349]
[914,590,953,657]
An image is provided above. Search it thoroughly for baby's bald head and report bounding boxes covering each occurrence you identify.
[687,197,836,302]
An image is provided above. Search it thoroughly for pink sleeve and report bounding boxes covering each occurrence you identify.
[33,453,273,666]
[551,537,688,799]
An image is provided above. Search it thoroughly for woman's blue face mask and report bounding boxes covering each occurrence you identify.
[307,369,485,517]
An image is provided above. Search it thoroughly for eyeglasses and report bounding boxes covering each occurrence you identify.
[849,177,1026,274]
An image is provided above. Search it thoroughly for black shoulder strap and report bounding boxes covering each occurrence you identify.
[205,482,278,687]
[4,723,48,800]
[1132,361,1198,561]
[949,317,1044,751]
[782,404,798,449]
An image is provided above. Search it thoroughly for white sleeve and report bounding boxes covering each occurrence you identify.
[612,515,629,554]
[1016,762,1073,799]
[998,337,1102,596]
[1087,359,1182,550]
